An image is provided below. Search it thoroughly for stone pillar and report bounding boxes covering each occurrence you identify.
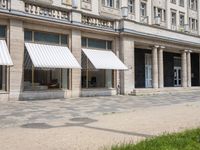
[71,29,81,97]
[187,50,192,87]
[152,45,159,88]
[9,19,24,100]
[181,50,187,87]
[158,46,165,88]
[120,36,135,94]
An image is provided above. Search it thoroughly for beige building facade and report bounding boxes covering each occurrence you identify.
[1,0,200,101]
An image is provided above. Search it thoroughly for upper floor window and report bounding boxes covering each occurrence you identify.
[179,13,185,27]
[171,0,176,4]
[179,0,184,7]
[171,11,177,26]
[154,7,166,22]
[102,0,120,9]
[128,0,135,14]
[189,0,197,10]
[140,2,147,17]
[189,18,198,31]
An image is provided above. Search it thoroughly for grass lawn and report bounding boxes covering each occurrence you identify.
[111,128,200,150]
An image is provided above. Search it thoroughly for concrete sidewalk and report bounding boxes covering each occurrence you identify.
[0,93,200,150]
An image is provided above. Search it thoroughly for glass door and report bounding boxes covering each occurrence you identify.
[145,54,152,88]
[174,66,181,87]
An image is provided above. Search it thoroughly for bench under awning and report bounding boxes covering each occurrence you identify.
[82,48,128,70]
[25,42,81,69]
[0,40,13,66]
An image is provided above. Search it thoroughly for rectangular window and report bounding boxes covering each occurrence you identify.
[82,37,112,50]
[190,0,197,10]
[103,0,119,8]
[34,32,60,44]
[128,0,135,14]
[189,17,198,31]
[24,30,69,91]
[171,11,177,26]
[0,25,6,38]
[140,2,147,17]
[25,30,32,41]
[179,13,185,27]
[61,35,68,45]
[179,0,184,6]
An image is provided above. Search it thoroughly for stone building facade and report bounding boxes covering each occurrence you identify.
[0,0,200,101]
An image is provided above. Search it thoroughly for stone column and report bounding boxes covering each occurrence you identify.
[120,35,135,94]
[187,50,192,87]
[9,19,24,100]
[181,50,187,87]
[71,29,81,97]
[158,46,165,88]
[152,45,159,88]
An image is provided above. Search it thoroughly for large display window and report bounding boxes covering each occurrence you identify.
[81,37,114,89]
[24,30,69,91]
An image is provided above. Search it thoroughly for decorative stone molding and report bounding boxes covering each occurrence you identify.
[82,15,114,29]
[0,0,8,9]
[25,3,69,21]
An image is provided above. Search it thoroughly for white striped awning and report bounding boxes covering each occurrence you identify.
[0,40,13,66]
[82,48,128,70]
[25,43,81,69]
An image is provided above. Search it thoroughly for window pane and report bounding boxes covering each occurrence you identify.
[25,31,32,41]
[61,35,68,45]
[88,70,105,88]
[0,66,7,91]
[88,38,107,49]
[107,41,112,49]
[82,37,87,47]
[34,32,59,44]
[0,26,6,38]
[62,69,68,89]
[24,68,64,91]
[105,70,113,88]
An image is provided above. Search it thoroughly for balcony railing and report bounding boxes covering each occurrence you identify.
[0,0,8,10]
[25,3,69,21]
[82,15,114,29]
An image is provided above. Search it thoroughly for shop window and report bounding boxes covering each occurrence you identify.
[81,37,114,89]
[0,66,7,91]
[0,25,7,91]
[82,69,113,88]
[24,30,69,91]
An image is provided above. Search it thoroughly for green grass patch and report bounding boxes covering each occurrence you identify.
[111,128,200,150]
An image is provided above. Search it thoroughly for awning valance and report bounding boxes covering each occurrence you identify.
[0,40,13,66]
[82,48,128,70]
[25,43,81,69]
